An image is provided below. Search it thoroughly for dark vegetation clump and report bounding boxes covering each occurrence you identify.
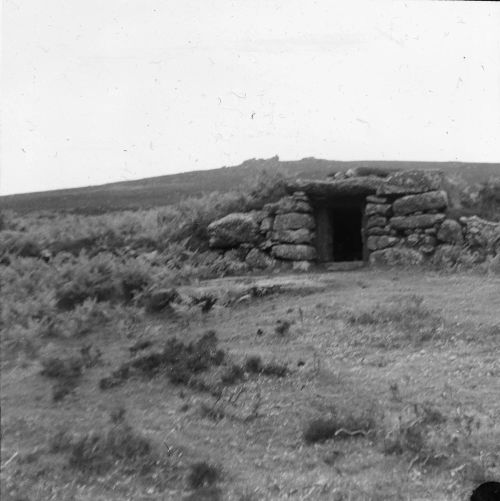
[243,356,288,378]
[220,364,245,385]
[303,418,340,444]
[0,230,42,260]
[52,376,80,402]
[128,339,154,355]
[244,356,263,374]
[274,319,291,337]
[120,266,153,302]
[40,355,84,380]
[143,288,180,313]
[382,402,448,465]
[193,294,218,314]
[303,407,378,444]
[41,354,83,402]
[49,412,155,475]
[186,461,221,490]
[54,254,153,310]
[100,330,224,391]
[345,294,444,346]
[183,486,223,501]
[261,361,288,378]
[41,345,103,401]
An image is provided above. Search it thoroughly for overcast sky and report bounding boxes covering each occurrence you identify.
[2,1,500,195]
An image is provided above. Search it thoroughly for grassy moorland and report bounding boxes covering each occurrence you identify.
[1,157,499,214]
[1,269,499,500]
[1,172,499,500]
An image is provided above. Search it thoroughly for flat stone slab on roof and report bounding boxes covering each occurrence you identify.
[288,176,385,199]
[377,170,443,195]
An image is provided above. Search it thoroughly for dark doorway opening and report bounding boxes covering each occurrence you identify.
[314,198,365,263]
[330,206,363,261]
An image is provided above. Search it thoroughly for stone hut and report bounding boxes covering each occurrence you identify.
[207,169,500,269]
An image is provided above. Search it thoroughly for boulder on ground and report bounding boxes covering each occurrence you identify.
[273,213,315,231]
[378,170,443,195]
[272,244,317,261]
[390,214,446,230]
[208,213,259,248]
[271,228,314,244]
[245,248,276,269]
[437,219,463,245]
[369,248,424,266]
[392,191,448,216]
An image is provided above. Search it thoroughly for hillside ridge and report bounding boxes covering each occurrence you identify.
[1,157,499,213]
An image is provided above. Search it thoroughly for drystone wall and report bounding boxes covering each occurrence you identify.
[207,191,316,270]
[366,171,500,266]
[366,189,449,266]
[207,169,500,270]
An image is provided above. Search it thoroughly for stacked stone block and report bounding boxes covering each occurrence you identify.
[207,191,316,269]
[368,171,450,265]
[265,192,317,262]
[207,168,499,271]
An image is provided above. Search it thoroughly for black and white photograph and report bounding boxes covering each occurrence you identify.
[1,1,499,500]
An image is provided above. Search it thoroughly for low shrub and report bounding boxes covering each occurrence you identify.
[40,355,84,380]
[40,346,102,401]
[304,406,378,444]
[55,253,121,310]
[346,295,444,346]
[382,402,449,466]
[243,356,288,378]
[54,253,155,310]
[120,263,153,301]
[100,331,225,390]
[186,461,221,490]
[50,416,154,475]
[261,361,288,378]
[303,418,339,444]
[244,356,263,374]
[220,364,245,385]
[274,319,291,337]
[0,230,43,259]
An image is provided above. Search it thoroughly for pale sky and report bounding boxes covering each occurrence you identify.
[2,1,500,195]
